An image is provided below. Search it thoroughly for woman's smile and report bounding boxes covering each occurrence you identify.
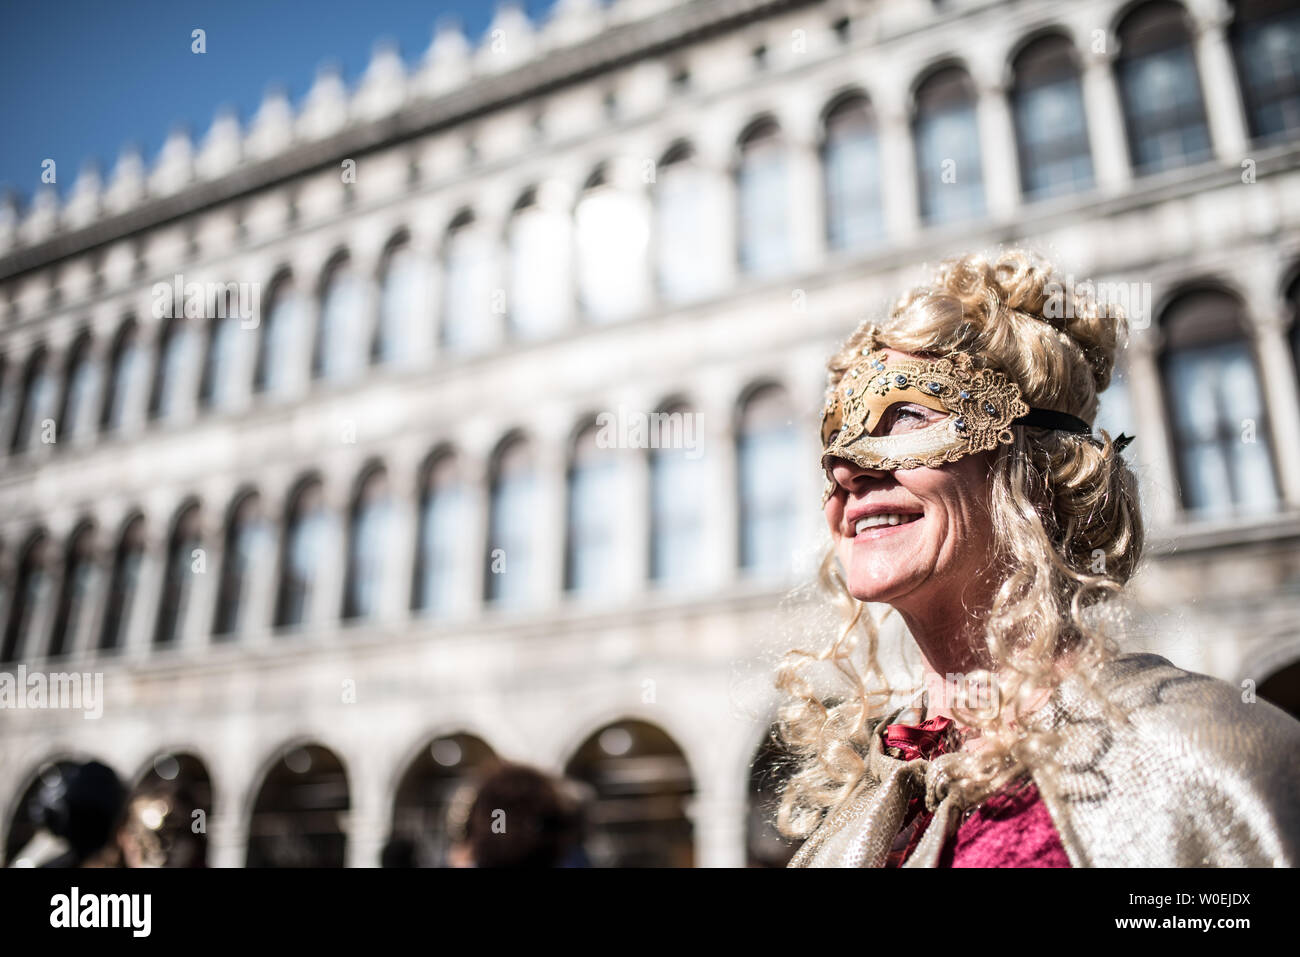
[851,515,922,540]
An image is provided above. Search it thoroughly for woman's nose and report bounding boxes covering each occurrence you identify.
[828,455,887,493]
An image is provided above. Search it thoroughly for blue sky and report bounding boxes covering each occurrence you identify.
[0,0,561,202]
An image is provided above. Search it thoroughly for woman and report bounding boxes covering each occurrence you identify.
[775,249,1300,868]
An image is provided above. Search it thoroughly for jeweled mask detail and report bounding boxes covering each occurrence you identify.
[820,348,1029,504]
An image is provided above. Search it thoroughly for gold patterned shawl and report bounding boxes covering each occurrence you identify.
[788,652,1300,867]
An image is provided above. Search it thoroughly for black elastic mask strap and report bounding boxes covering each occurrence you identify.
[1015,407,1092,434]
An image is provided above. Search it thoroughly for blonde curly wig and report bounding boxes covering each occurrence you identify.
[774,248,1145,842]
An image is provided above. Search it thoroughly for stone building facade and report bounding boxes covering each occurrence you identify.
[1,0,1298,867]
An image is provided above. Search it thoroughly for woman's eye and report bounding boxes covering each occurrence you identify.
[883,405,937,433]
[826,428,841,445]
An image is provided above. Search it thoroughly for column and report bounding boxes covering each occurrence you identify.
[21,542,59,662]
[1251,313,1300,506]
[877,105,921,247]
[1125,327,1181,527]
[310,477,347,633]
[288,252,319,397]
[1194,5,1251,165]
[405,220,439,366]
[689,770,748,868]
[71,337,108,451]
[701,387,738,586]
[36,338,69,459]
[68,547,107,660]
[242,497,282,646]
[121,320,153,435]
[167,311,202,427]
[207,774,248,868]
[975,81,1022,220]
[124,529,165,660]
[381,459,419,622]
[477,198,512,355]
[343,753,389,868]
[182,510,222,653]
[457,450,490,618]
[784,117,826,275]
[348,246,383,382]
[690,127,739,299]
[1081,48,1133,195]
[625,442,651,593]
[534,430,568,609]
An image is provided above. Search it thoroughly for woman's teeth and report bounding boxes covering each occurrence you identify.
[855,513,920,534]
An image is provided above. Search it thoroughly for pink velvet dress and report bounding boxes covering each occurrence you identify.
[881,715,1071,868]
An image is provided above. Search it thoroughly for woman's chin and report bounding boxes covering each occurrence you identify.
[845,575,911,605]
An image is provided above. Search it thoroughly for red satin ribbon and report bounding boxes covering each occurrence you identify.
[881,714,958,762]
[881,714,959,867]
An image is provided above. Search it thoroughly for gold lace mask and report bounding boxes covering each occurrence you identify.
[820,343,1097,504]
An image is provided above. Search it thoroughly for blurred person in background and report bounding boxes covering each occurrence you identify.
[446,762,589,868]
[6,760,125,868]
[777,250,1300,868]
[380,835,419,867]
[115,781,208,867]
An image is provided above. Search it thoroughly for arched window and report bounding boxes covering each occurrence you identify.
[1231,0,1300,141]
[441,212,497,355]
[822,95,884,250]
[565,421,621,595]
[1013,34,1094,199]
[148,317,195,421]
[1,534,49,662]
[655,144,727,303]
[198,314,240,411]
[372,237,419,365]
[342,467,392,621]
[101,320,141,432]
[99,515,144,651]
[391,733,497,866]
[564,720,696,867]
[737,385,800,577]
[57,334,97,444]
[649,401,708,586]
[253,274,298,396]
[914,66,985,225]
[1116,2,1212,174]
[1160,289,1280,517]
[575,165,651,323]
[246,743,350,867]
[485,436,538,607]
[412,452,464,616]
[214,491,262,639]
[313,255,363,383]
[47,523,95,658]
[275,478,327,629]
[508,188,572,339]
[154,503,201,646]
[737,120,791,276]
[10,347,52,453]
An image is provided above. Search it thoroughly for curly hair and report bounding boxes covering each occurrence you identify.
[773,249,1145,841]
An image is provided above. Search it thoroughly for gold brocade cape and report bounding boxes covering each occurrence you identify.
[788,652,1300,867]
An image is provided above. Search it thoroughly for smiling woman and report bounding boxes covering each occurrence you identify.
[774,249,1300,868]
